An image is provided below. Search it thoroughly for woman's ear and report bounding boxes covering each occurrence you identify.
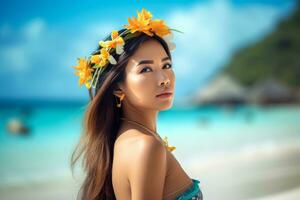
[113,84,125,98]
[113,90,123,98]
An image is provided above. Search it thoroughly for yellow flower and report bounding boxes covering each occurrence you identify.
[124,8,153,36]
[150,19,171,38]
[163,136,176,152]
[167,146,176,152]
[100,47,117,65]
[72,58,94,89]
[90,54,101,65]
[91,47,117,67]
[91,54,108,67]
[91,48,109,67]
[99,30,125,54]
[124,8,172,39]
[138,8,152,21]
[100,48,110,62]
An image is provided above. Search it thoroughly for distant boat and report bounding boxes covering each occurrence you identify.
[6,117,30,135]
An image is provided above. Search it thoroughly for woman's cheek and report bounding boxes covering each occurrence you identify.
[131,74,145,89]
[128,74,151,97]
[168,70,176,88]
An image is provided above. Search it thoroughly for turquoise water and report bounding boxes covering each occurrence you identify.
[0,104,300,187]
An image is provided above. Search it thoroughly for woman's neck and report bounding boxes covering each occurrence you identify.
[121,105,158,132]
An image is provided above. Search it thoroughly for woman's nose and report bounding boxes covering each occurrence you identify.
[159,76,170,87]
[157,68,171,87]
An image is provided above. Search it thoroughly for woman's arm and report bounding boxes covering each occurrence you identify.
[127,135,167,200]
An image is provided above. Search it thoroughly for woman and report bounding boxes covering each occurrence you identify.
[71,8,203,200]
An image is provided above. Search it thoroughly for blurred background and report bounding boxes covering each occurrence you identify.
[1,0,300,199]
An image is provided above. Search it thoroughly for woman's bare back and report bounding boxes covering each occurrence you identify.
[112,126,193,200]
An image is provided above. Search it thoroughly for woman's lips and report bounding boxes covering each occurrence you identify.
[156,92,173,98]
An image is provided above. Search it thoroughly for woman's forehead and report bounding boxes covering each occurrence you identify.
[128,40,168,66]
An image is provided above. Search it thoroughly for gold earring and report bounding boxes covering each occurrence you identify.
[116,93,125,107]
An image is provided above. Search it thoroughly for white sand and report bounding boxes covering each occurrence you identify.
[181,139,300,200]
[252,186,300,200]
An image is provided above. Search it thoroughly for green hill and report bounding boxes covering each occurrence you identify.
[223,5,300,88]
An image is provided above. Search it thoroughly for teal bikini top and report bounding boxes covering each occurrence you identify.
[175,179,203,200]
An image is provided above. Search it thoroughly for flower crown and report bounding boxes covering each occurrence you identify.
[72,8,182,91]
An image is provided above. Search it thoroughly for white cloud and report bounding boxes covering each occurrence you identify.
[22,18,45,40]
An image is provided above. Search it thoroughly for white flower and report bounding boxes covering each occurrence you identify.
[163,32,176,52]
[108,55,117,65]
[116,44,124,55]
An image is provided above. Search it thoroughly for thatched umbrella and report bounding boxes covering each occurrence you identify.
[248,78,294,104]
[191,75,247,105]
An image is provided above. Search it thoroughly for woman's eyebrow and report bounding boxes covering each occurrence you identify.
[161,56,170,62]
[137,60,153,66]
[136,56,171,66]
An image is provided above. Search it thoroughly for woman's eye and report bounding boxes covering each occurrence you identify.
[140,67,152,73]
[140,63,172,73]
[164,63,172,69]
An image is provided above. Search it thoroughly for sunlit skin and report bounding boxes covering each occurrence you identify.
[112,39,194,200]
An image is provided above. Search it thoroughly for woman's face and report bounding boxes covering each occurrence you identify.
[118,39,175,111]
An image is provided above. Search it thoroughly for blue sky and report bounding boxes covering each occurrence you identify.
[0,0,297,105]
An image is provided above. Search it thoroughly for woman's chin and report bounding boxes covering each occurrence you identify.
[158,101,174,111]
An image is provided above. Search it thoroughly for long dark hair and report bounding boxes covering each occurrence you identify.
[70,28,172,200]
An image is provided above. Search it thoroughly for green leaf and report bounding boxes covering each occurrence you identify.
[170,28,184,34]
[123,32,142,41]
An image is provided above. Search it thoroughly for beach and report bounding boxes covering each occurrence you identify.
[0,105,300,200]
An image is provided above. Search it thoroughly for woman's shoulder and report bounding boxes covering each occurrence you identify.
[115,128,165,154]
[113,129,167,184]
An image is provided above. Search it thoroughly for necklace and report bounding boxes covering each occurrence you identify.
[120,117,176,152]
